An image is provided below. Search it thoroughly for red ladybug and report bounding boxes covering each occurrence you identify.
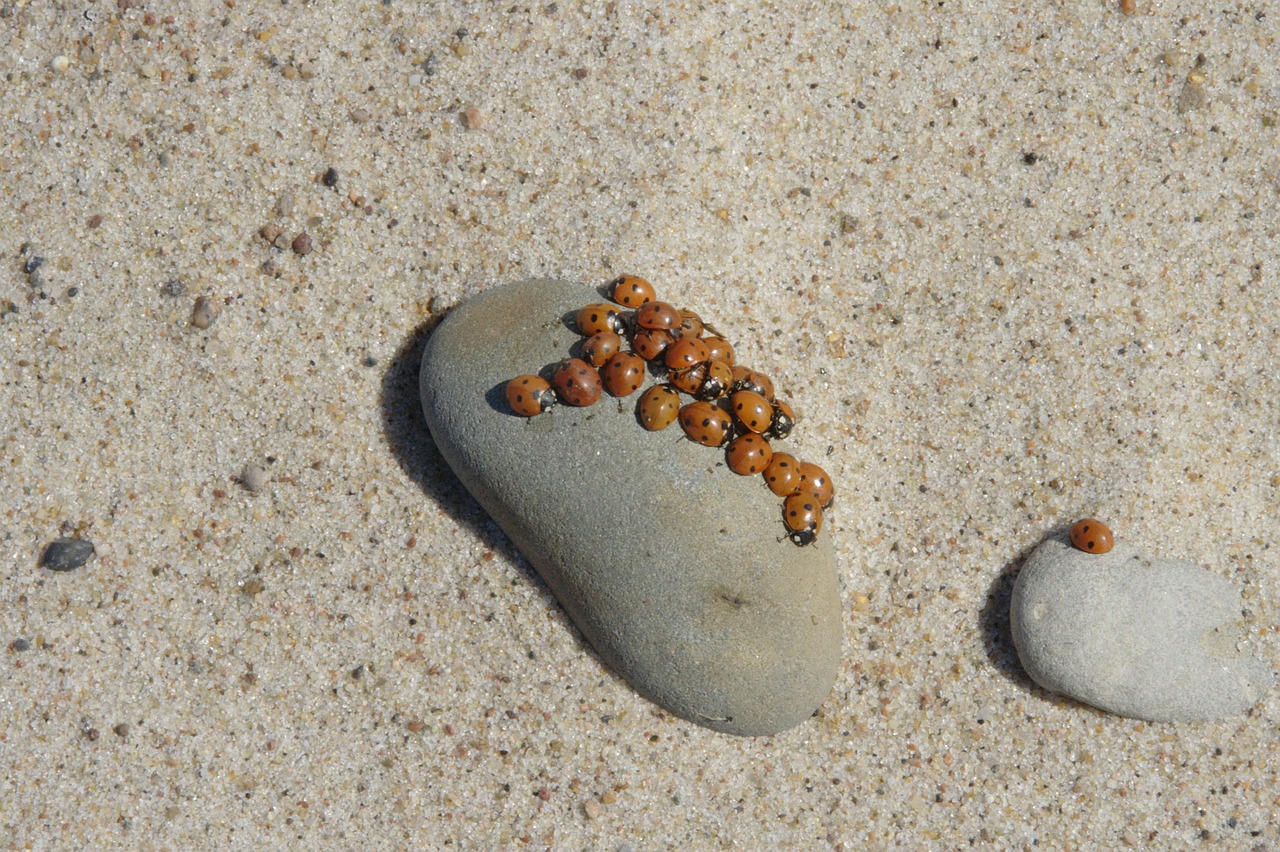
[635,300,681,331]
[668,363,706,396]
[703,336,734,365]
[552,358,602,407]
[1069,518,1114,554]
[726,433,773,475]
[695,359,732,401]
[765,399,796,440]
[671,309,704,340]
[602,352,646,397]
[576,303,625,336]
[637,384,682,431]
[632,327,673,361]
[505,375,556,417]
[763,452,802,497]
[609,274,655,308]
[730,366,774,400]
[580,330,623,367]
[796,461,834,509]
[730,390,773,434]
[678,401,734,447]
[664,337,710,371]
[783,493,823,546]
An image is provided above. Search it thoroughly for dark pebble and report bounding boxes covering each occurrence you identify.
[11,638,31,652]
[22,256,45,275]
[292,232,313,255]
[161,279,186,297]
[40,538,95,571]
[113,723,131,738]
[322,167,339,187]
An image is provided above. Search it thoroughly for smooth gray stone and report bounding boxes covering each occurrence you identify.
[1011,536,1271,721]
[420,279,841,735]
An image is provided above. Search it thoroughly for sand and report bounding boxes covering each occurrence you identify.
[2,0,1277,847]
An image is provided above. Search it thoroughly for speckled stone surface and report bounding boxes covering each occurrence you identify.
[420,279,841,735]
[1011,536,1270,721]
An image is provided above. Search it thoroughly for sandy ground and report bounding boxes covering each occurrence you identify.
[2,0,1278,847]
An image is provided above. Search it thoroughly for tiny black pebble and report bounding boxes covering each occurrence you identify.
[40,538,95,571]
[1022,151,1038,165]
[322,166,339,187]
[11,638,31,652]
[22,256,45,275]
[363,355,378,367]
[66,287,79,297]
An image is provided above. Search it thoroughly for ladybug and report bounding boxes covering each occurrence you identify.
[505,374,556,417]
[695,359,732,401]
[671,309,704,340]
[726,433,773,476]
[783,493,823,546]
[678,400,734,447]
[631,327,673,361]
[602,352,646,397]
[765,399,796,440]
[1069,518,1114,554]
[668,362,706,396]
[703,336,734,365]
[730,390,773,434]
[664,337,710,371]
[763,452,802,496]
[576,302,626,336]
[796,461,834,509]
[580,330,623,367]
[637,384,682,431]
[729,365,774,400]
[552,358,602,407]
[635,300,682,331]
[609,274,655,308]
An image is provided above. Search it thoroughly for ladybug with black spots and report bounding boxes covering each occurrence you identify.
[602,352,646,397]
[609,274,655,308]
[783,493,822,546]
[637,384,682,431]
[552,358,603,407]
[505,375,556,417]
[1069,518,1114,554]
[726,433,773,476]
[678,400,734,447]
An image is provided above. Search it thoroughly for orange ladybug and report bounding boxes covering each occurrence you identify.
[609,274,655,308]
[1069,518,1114,554]
[505,375,556,417]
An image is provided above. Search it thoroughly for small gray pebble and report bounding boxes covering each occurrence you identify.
[276,190,295,218]
[11,638,31,652]
[240,463,267,493]
[40,538,95,571]
[1011,536,1271,722]
[191,295,221,329]
[161,279,186,297]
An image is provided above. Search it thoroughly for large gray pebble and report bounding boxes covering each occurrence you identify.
[420,279,841,735]
[1011,536,1270,721]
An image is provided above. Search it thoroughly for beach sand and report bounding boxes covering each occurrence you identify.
[2,1,1277,846]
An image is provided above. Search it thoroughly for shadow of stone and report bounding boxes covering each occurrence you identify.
[381,311,527,572]
[981,524,1095,713]
[380,308,619,684]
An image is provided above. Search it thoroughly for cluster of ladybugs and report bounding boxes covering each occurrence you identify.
[504,274,834,546]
